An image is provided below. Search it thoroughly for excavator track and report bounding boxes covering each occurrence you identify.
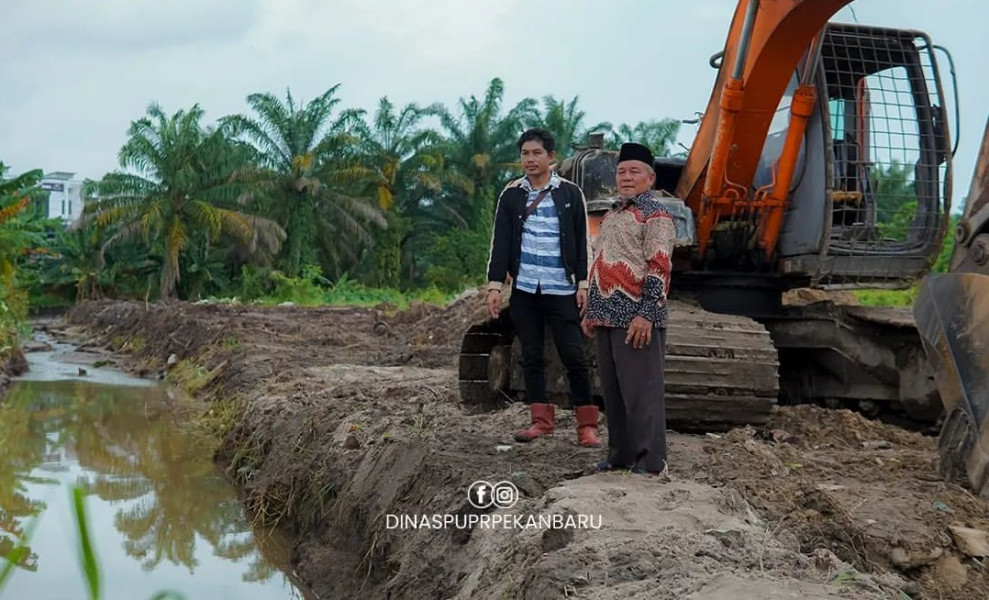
[458,299,779,431]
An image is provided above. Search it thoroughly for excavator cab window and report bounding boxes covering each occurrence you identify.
[829,95,875,228]
[821,24,948,257]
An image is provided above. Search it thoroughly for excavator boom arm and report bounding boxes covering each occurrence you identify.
[675,0,854,255]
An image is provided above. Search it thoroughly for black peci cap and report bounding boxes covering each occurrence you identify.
[617,142,654,167]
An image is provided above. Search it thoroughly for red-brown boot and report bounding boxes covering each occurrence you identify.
[514,403,555,442]
[575,405,602,447]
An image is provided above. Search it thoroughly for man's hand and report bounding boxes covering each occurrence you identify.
[487,290,502,319]
[624,316,652,349]
[581,318,596,338]
[576,289,587,315]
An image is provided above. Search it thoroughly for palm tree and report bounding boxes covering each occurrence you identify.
[34,221,113,301]
[536,95,611,159]
[348,97,447,212]
[605,119,682,157]
[872,160,917,235]
[221,86,385,278]
[347,97,471,285]
[435,77,540,231]
[84,103,285,300]
[0,164,44,287]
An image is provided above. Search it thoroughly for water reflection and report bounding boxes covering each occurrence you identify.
[0,378,301,599]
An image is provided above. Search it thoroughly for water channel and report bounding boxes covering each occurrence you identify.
[0,333,306,599]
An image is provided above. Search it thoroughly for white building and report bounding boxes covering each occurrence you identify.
[40,171,85,226]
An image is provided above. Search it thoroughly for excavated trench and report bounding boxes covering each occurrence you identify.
[4,296,983,600]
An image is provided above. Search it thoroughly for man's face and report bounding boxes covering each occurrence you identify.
[616,160,655,198]
[521,140,554,178]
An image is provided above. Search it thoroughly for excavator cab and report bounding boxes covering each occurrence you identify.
[764,23,953,287]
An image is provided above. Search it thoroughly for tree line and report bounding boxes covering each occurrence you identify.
[1,77,682,305]
[1,76,959,310]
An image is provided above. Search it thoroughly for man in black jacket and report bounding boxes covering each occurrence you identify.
[485,128,599,447]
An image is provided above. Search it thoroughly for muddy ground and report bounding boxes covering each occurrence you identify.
[19,292,986,599]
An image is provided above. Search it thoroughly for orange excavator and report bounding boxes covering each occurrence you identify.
[459,1,989,492]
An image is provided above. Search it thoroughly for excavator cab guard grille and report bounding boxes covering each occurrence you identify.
[822,24,950,259]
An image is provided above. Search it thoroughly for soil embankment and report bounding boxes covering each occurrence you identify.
[0,346,28,398]
[49,296,989,599]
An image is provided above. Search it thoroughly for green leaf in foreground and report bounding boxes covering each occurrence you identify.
[72,485,101,600]
[149,591,187,600]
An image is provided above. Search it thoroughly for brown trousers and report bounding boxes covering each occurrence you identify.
[595,327,667,472]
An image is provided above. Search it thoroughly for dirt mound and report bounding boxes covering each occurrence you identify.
[402,288,489,348]
[783,288,860,306]
[768,404,931,449]
[701,405,989,599]
[217,364,890,600]
[62,298,483,393]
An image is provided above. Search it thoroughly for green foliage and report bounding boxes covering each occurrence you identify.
[321,274,454,307]
[221,86,383,279]
[72,487,101,600]
[872,161,916,234]
[233,263,329,305]
[853,287,918,307]
[424,228,490,292]
[0,165,45,349]
[0,164,46,287]
[0,287,29,354]
[603,119,682,157]
[83,103,286,299]
[235,265,455,308]
[933,212,961,273]
[361,212,409,289]
[17,78,693,306]
[267,264,331,306]
[534,95,612,158]
[237,265,276,301]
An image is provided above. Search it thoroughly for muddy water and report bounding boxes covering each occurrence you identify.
[0,339,306,599]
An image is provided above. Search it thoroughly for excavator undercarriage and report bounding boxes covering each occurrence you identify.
[459,297,780,431]
[458,289,942,432]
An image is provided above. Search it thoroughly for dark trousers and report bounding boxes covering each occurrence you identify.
[595,327,667,472]
[509,289,592,406]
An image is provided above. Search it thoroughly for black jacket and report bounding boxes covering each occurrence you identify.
[485,176,591,291]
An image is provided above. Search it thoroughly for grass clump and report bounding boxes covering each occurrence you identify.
[224,264,458,309]
[853,287,918,307]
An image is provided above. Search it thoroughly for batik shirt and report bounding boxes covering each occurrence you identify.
[583,191,676,329]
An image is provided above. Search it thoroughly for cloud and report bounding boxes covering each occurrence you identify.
[1,0,259,52]
[0,0,983,213]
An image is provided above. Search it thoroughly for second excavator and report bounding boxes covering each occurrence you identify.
[459,0,986,457]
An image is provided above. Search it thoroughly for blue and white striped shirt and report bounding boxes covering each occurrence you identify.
[514,173,577,296]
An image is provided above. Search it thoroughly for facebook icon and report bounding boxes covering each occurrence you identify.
[467,480,494,509]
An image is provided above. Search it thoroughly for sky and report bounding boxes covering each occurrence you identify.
[0,0,985,210]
